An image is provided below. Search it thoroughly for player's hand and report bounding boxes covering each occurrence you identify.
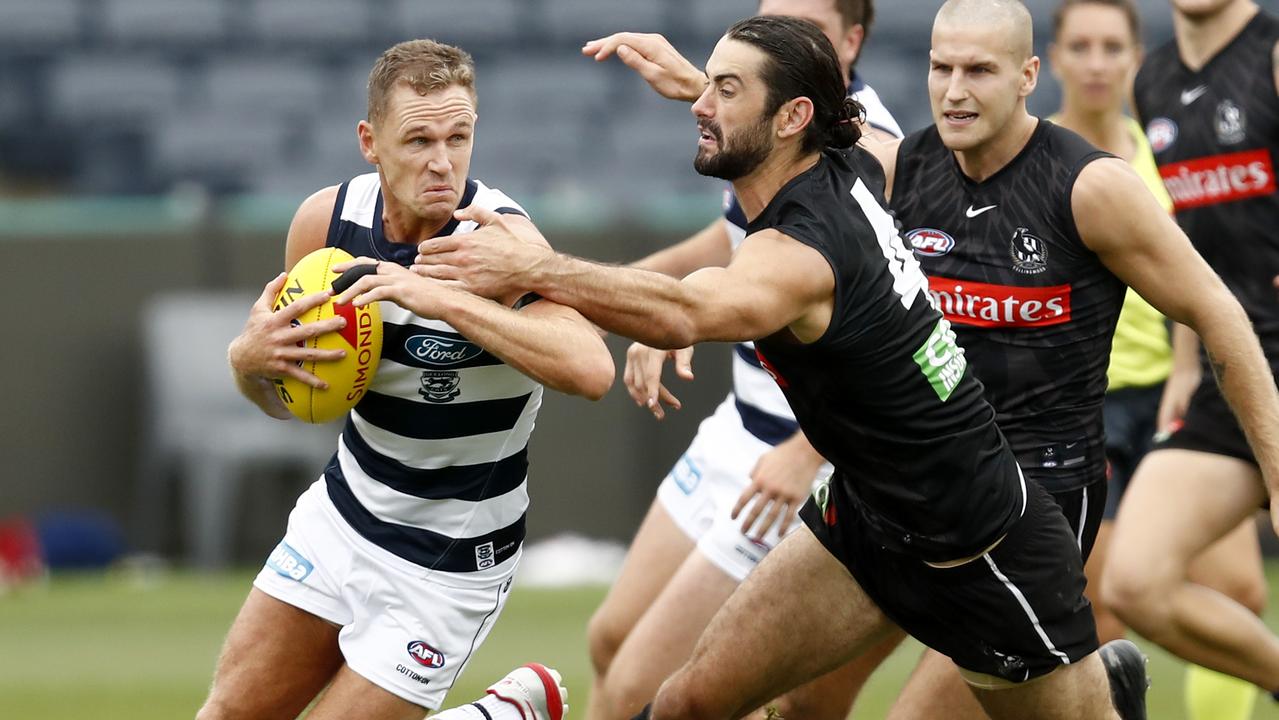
[228,271,346,389]
[731,433,826,542]
[623,343,694,420]
[1156,365,1201,435]
[414,207,551,301]
[332,258,459,319]
[582,32,707,102]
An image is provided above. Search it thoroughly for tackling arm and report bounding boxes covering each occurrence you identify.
[1076,158,1279,497]
[526,227,835,349]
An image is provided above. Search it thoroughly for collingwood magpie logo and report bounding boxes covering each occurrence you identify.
[1010,227,1048,274]
[1215,99,1245,145]
[419,370,461,403]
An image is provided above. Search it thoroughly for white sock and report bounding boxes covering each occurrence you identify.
[431,694,525,720]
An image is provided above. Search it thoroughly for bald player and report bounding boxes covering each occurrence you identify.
[412,11,1169,720]
[839,1,1279,718]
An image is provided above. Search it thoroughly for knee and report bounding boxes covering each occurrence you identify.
[1101,560,1173,636]
[1219,572,1268,617]
[588,608,626,677]
[651,689,714,720]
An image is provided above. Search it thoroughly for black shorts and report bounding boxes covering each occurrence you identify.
[1048,479,1106,560]
[800,477,1098,683]
[1154,377,1255,465]
[1102,384,1163,519]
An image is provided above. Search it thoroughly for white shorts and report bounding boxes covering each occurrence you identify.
[656,396,830,581]
[253,480,518,710]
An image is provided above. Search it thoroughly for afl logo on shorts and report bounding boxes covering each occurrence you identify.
[1146,118,1177,153]
[905,228,955,257]
[407,641,446,668]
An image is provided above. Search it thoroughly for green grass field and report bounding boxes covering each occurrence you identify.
[2,567,1278,719]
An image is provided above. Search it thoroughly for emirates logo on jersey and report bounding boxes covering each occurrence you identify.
[1159,149,1275,211]
[927,277,1072,328]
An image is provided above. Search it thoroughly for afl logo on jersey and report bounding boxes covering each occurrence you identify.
[905,228,955,257]
[1147,118,1177,153]
[1010,227,1048,274]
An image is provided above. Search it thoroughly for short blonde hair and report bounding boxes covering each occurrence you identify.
[367,39,476,126]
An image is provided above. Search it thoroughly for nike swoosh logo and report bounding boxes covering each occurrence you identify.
[1180,85,1208,105]
[965,204,996,218]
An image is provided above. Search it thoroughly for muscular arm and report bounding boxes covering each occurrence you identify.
[338,213,614,400]
[1272,39,1279,95]
[427,287,615,400]
[527,228,835,349]
[229,186,339,419]
[1075,158,1279,494]
[631,217,733,277]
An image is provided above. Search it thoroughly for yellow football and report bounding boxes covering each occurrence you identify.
[272,247,382,423]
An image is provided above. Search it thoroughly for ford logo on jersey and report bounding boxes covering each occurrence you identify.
[405,334,484,366]
[905,228,955,257]
[407,641,446,668]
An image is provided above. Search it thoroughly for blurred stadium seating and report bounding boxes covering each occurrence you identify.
[0,0,1209,205]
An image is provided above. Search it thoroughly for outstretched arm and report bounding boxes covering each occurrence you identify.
[415,206,835,350]
[1076,158,1279,515]
[582,32,707,102]
[335,217,614,401]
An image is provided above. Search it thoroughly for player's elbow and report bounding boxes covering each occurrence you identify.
[548,348,615,401]
[648,313,700,350]
[574,353,616,401]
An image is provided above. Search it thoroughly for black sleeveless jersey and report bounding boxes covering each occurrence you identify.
[1134,11,1279,371]
[750,147,1023,562]
[890,121,1123,494]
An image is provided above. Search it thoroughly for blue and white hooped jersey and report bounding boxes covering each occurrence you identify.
[322,173,541,575]
[723,75,902,445]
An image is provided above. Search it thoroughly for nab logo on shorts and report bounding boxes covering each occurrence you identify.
[406,640,446,668]
[266,542,313,582]
[905,228,955,257]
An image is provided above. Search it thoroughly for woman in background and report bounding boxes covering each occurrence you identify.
[1049,2,1265,717]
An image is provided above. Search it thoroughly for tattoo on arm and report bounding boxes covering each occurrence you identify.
[1209,350,1228,384]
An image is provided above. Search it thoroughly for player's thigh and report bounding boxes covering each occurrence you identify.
[588,499,696,657]
[1187,514,1267,614]
[662,528,895,720]
[600,549,740,714]
[200,588,343,720]
[1110,449,1264,574]
[307,664,426,720]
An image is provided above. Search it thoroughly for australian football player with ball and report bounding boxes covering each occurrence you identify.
[212,39,612,720]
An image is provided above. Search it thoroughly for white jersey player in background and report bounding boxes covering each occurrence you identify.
[209,39,611,720]
[579,2,905,719]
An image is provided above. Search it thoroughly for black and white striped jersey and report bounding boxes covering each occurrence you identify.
[322,173,540,576]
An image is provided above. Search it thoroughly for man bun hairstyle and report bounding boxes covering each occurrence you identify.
[726,15,865,153]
